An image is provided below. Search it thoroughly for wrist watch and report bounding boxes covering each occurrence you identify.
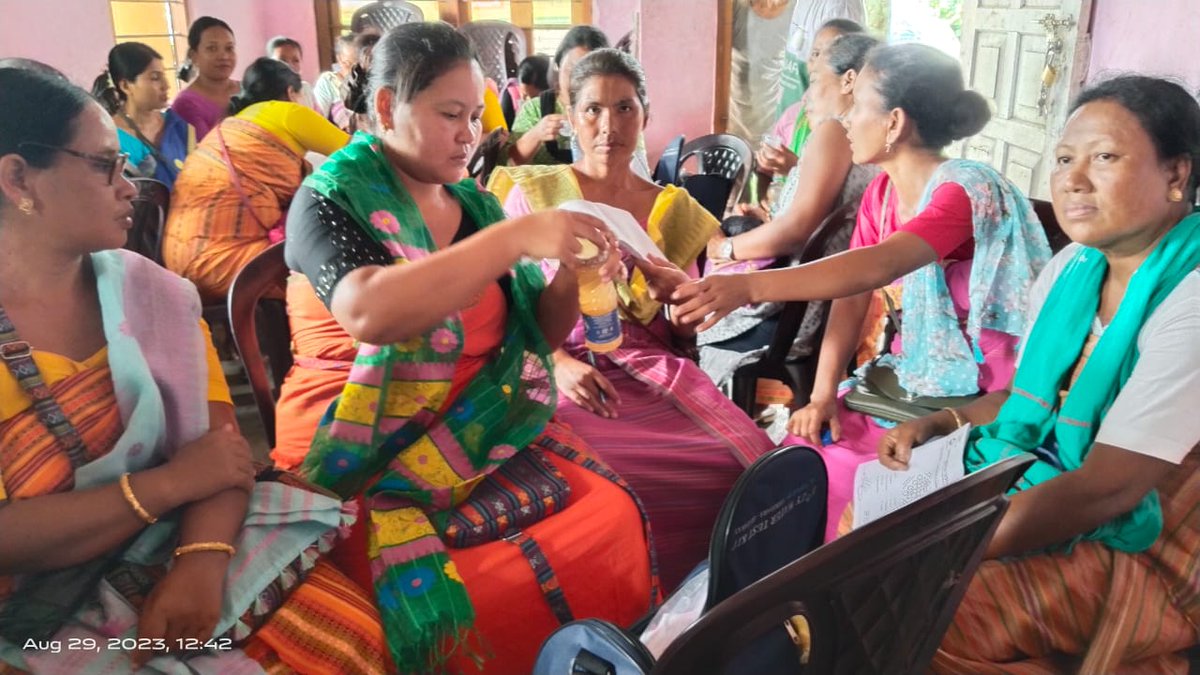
[718,238,735,261]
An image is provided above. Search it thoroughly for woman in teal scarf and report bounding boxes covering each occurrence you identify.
[282,23,657,673]
[880,76,1200,672]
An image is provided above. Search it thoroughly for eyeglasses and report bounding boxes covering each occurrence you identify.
[17,142,129,185]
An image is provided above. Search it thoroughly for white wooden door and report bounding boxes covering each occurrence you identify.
[958,0,1092,199]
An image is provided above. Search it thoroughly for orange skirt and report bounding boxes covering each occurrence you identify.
[329,451,655,675]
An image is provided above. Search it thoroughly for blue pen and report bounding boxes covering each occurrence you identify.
[821,428,834,446]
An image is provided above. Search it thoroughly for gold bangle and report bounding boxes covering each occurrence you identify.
[174,542,236,558]
[119,472,157,524]
[942,407,966,429]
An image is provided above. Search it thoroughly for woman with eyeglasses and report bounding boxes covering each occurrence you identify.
[0,68,389,673]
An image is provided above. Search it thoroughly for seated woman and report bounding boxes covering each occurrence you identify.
[869,76,1200,673]
[280,24,656,673]
[92,42,193,190]
[171,16,240,141]
[667,44,1052,542]
[508,26,650,174]
[162,57,349,303]
[489,48,774,590]
[753,18,865,194]
[699,32,880,391]
[0,68,387,674]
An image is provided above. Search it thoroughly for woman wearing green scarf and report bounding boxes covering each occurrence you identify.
[879,76,1200,672]
[281,23,657,673]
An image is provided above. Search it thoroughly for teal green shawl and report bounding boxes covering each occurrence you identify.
[967,212,1200,552]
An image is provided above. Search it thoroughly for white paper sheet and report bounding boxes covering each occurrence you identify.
[557,199,666,262]
[852,423,971,528]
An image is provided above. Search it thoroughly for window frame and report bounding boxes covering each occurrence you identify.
[108,0,190,95]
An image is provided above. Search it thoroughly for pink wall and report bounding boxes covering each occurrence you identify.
[593,0,639,45]
[187,0,322,82]
[0,0,115,86]
[1088,0,1200,90]
[638,0,719,163]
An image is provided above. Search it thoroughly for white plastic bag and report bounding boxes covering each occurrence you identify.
[638,565,710,658]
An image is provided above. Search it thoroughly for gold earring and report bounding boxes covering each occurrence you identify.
[1169,188,1184,203]
[17,198,33,215]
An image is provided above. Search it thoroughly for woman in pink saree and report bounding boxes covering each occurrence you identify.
[489,49,772,590]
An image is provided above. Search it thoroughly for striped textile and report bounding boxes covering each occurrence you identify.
[556,316,773,590]
[244,560,391,674]
[162,117,304,301]
[933,449,1200,672]
[493,171,774,591]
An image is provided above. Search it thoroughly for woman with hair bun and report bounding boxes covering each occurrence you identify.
[92,42,194,189]
[171,16,239,140]
[163,57,348,302]
[666,44,1053,539]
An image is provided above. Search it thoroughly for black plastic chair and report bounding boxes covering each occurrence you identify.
[654,453,1034,675]
[126,177,169,265]
[652,134,685,187]
[227,242,293,448]
[1031,198,1071,253]
[349,0,424,33]
[704,445,827,609]
[468,128,508,185]
[534,454,1034,675]
[460,21,527,90]
[728,201,858,415]
[677,134,753,217]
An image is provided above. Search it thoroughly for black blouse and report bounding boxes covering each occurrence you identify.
[285,186,510,309]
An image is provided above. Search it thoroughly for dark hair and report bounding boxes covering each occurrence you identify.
[1071,75,1200,200]
[818,18,865,35]
[91,42,161,114]
[368,22,476,114]
[824,33,878,76]
[266,35,302,56]
[336,33,357,51]
[228,57,301,115]
[354,31,381,57]
[554,25,609,66]
[343,34,383,126]
[865,44,991,150]
[567,48,649,113]
[0,58,66,79]
[0,69,94,207]
[517,54,550,90]
[614,31,634,54]
[179,16,234,80]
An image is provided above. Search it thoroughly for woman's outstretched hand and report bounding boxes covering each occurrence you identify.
[670,274,754,331]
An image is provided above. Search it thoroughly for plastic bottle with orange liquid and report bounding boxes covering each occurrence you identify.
[575,238,623,353]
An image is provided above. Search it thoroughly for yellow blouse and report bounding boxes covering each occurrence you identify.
[0,319,231,423]
[236,100,350,158]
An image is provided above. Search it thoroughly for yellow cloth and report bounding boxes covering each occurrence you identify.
[482,86,507,133]
[0,319,231,422]
[488,164,718,324]
[236,101,349,157]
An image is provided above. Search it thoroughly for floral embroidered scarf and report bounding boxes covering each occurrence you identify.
[891,159,1052,396]
[302,133,556,669]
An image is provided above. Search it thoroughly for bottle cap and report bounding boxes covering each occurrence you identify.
[575,237,602,262]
